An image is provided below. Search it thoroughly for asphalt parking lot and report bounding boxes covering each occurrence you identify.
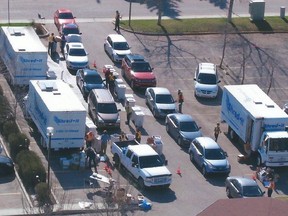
[1,19,288,215]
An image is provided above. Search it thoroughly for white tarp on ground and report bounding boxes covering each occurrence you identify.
[0,26,48,85]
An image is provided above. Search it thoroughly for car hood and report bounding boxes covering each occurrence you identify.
[180,131,202,141]
[59,19,75,26]
[98,113,119,121]
[141,166,171,177]
[115,50,131,56]
[134,72,155,79]
[195,83,218,91]
[156,103,176,110]
[85,83,105,91]
[206,158,228,167]
[67,56,88,63]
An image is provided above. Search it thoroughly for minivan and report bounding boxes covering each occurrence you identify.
[88,89,120,129]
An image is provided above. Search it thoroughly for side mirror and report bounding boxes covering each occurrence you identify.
[164,160,168,165]
[224,152,228,157]
[218,80,221,83]
[198,126,202,130]
[117,109,121,112]
[132,162,138,168]
[194,78,196,81]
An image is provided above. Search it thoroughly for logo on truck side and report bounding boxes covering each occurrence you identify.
[226,95,244,125]
[54,116,80,125]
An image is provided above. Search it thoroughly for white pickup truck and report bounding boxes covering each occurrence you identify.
[111,140,172,189]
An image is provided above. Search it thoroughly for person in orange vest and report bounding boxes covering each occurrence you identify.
[85,131,94,147]
[135,128,141,143]
[177,89,184,113]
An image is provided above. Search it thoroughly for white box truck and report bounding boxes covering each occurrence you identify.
[26,80,87,150]
[221,84,288,167]
[0,26,48,85]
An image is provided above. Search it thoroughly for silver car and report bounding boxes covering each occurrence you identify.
[145,87,177,118]
[225,176,265,198]
[165,113,202,147]
[104,34,131,62]
[189,137,230,176]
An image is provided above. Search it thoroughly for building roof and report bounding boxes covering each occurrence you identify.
[197,197,288,216]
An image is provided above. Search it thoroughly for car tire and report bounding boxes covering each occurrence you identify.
[256,155,263,167]
[113,154,120,168]
[152,109,157,118]
[202,166,207,177]
[189,152,194,162]
[177,137,182,146]
[131,80,135,90]
[226,187,232,198]
[165,124,170,133]
[138,178,145,190]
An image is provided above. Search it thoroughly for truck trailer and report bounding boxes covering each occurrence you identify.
[221,84,288,167]
[26,80,87,150]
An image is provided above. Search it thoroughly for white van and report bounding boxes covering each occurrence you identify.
[88,89,121,129]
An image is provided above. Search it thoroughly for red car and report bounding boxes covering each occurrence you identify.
[121,54,156,89]
[54,9,76,31]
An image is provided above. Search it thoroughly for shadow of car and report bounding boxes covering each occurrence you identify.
[0,155,15,177]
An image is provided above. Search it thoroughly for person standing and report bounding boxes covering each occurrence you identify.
[48,33,55,55]
[100,130,111,156]
[105,68,111,89]
[86,146,98,173]
[114,10,121,32]
[120,131,126,141]
[267,178,275,197]
[125,101,133,125]
[60,33,66,59]
[177,89,184,113]
[214,122,222,142]
[108,73,115,95]
[135,128,141,143]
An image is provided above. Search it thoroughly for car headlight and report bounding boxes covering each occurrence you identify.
[98,118,104,123]
[206,162,214,169]
[226,161,230,169]
[145,178,153,183]
[116,117,121,123]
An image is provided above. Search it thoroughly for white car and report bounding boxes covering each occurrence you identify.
[104,34,131,62]
[64,42,89,70]
[194,62,221,98]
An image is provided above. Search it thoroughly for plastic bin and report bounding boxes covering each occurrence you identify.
[134,111,145,128]
[116,84,126,100]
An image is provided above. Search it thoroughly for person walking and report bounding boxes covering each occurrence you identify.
[48,33,55,55]
[267,178,275,197]
[135,128,141,143]
[214,122,222,142]
[100,130,111,156]
[60,33,66,59]
[114,10,121,32]
[105,68,111,89]
[108,73,115,96]
[177,89,184,113]
[125,101,133,125]
[85,146,98,173]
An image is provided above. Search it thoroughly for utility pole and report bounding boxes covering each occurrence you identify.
[228,0,234,23]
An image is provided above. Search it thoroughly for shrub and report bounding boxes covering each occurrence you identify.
[8,133,30,159]
[0,85,3,95]
[16,150,46,189]
[0,96,13,132]
[35,182,50,206]
[2,120,19,139]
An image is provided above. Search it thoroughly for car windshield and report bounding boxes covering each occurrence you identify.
[113,42,129,50]
[69,48,86,56]
[84,74,103,84]
[139,155,164,168]
[132,62,152,72]
[63,28,79,36]
[205,148,226,160]
[242,186,263,197]
[180,121,199,132]
[97,103,117,114]
[156,94,174,104]
[197,73,217,84]
[59,13,74,19]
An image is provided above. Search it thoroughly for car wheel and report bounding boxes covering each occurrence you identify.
[226,187,232,198]
[202,166,207,177]
[189,152,194,162]
[113,154,120,168]
[104,44,106,52]
[152,109,157,118]
[138,178,145,190]
[165,124,170,133]
[130,80,135,89]
[112,55,115,62]
[177,137,182,146]
[256,155,262,167]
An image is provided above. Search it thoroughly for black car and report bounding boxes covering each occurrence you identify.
[0,155,14,177]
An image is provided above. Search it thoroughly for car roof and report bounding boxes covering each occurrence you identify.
[227,176,259,186]
[83,68,100,76]
[198,62,217,75]
[57,8,73,13]
[148,87,171,95]
[126,54,145,62]
[108,34,127,42]
[62,23,78,29]
[168,113,195,122]
[195,137,220,149]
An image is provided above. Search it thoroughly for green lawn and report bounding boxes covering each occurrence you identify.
[121,16,288,34]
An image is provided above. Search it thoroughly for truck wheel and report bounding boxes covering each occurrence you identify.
[228,126,238,142]
[256,155,263,167]
[138,178,145,190]
[177,137,182,146]
[226,187,232,198]
[202,166,207,177]
[113,154,120,168]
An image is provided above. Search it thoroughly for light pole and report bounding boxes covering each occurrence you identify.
[129,0,132,26]
[8,0,10,25]
[46,127,54,191]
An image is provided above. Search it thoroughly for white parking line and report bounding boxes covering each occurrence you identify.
[0,192,21,196]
